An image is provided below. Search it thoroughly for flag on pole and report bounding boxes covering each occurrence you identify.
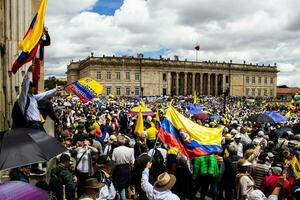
[66,77,104,103]
[154,110,160,122]
[194,42,200,51]
[285,111,291,118]
[156,106,223,158]
[19,0,48,53]
[290,155,300,179]
[237,100,241,109]
[134,109,144,134]
[193,91,197,104]
[12,43,40,74]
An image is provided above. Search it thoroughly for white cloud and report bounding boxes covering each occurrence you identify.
[44,0,300,86]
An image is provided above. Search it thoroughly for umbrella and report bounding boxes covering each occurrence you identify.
[210,114,222,121]
[0,128,67,170]
[0,181,48,200]
[264,111,287,123]
[247,113,275,124]
[194,113,209,120]
[293,123,300,135]
[129,106,155,116]
[274,127,293,137]
[186,103,203,115]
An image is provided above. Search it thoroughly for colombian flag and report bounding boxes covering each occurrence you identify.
[12,0,48,74]
[157,106,223,158]
[19,0,48,53]
[66,77,104,103]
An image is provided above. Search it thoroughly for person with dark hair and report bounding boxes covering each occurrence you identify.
[9,165,31,183]
[112,135,135,200]
[133,144,151,200]
[49,154,77,200]
[222,144,242,200]
[17,66,61,131]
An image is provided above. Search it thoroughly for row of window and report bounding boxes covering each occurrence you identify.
[106,87,140,96]
[246,76,274,85]
[97,71,140,81]
[245,88,274,97]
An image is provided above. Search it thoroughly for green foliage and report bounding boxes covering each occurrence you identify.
[44,76,67,89]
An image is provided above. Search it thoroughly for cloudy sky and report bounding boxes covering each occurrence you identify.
[45,0,300,86]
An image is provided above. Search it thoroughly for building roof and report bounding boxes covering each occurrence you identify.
[277,87,300,94]
[66,55,279,74]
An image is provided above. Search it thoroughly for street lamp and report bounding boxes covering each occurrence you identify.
[229,60,232,96]
[223,87,229,114]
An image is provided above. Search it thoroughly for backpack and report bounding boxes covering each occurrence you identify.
[11,96,30,128]
[152,148,164,166]
[49,168,65,199]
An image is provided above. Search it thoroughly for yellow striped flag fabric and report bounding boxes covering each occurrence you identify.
[19,0,48,53]
[134,109,144,134]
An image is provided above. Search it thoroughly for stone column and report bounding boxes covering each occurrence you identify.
[215,74,218,96]
[200,73,203,95]
[167,72,171,95]
[207,74,211,95]
[176,72,179,95]
[223,74,227,93]
[184,73,187,95]
[192,73,195,94]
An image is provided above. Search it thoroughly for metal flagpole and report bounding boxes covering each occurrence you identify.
[150,121,161,162]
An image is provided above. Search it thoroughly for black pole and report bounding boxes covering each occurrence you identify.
[223,91,226,114]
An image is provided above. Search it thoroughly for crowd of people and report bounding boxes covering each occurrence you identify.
[5,68,300,200]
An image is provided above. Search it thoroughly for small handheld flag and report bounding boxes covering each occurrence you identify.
[134,109,144,134]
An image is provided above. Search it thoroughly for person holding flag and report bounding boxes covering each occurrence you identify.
[12,0,50,93]
[16,65,62,130]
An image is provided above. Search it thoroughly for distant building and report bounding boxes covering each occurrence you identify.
[0,0,42,131]
[66,54,278,97]
[57,77,67,82]
[277,87,300,100]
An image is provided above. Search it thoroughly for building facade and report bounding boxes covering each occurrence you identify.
[0,0,42,131]
[66,54,278,98]
[277,87,300,100]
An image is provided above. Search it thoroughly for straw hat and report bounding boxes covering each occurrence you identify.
[83,178,104,189]
[154,172,176,192]
[237,159,252,167]
[224,134,233,141]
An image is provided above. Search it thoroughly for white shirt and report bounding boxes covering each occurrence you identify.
[141,168,180,200]
[18,72,57,121]
[232,141,243,157]
[112,145,135,165]
[76,146,98,173]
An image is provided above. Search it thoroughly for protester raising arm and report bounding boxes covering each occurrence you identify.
[141,162,154,199]
[34,86,63,102]
[18,66,32,114]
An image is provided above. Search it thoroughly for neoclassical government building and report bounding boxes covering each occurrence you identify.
[66,54,278,97]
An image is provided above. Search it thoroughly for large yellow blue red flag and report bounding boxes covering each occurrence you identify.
[19,0,48,53]
[66,77,104,103]
[157,106,223,158]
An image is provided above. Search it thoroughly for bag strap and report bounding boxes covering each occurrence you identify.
[76,150,88,169]
[24,96,30,120]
